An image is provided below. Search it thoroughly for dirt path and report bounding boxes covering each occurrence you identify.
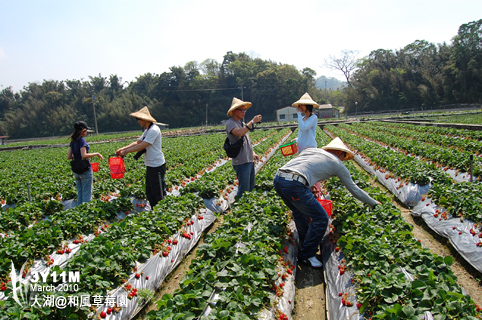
[292,260,326,320]
[398,206,482,306]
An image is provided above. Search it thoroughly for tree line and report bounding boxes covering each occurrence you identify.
[0,19,480,139]
[344,19,482,114]
[0,52,324,139]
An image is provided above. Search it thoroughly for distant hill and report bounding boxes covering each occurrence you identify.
[315,76,346,90]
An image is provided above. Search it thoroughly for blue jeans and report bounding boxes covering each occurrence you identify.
[273,174,329,260]
[74,168,93,206]
[233,162,255,197]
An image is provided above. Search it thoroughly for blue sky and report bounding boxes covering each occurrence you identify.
[1,0,481,92]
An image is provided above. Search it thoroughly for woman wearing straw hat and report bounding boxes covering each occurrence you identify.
[116,106,166,209]
[225,97,262,198]
[292,92,319,154]
[273,137,379,268]
[67,121,103,206]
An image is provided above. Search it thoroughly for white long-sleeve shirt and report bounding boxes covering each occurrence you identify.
[297,112,317,153]
[280,148,378,208]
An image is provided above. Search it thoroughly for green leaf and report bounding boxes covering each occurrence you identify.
[402,305,415,316]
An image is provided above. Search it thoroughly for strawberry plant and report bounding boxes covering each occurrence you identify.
[146,190,292,319]
[323,160,481,319]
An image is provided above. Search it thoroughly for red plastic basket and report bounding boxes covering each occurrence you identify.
[91,162,99,172]
[279,141,298,157]
[318,198,333,217]
[108,157,125,179]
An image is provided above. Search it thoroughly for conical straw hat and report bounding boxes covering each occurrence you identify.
[292,92,319,108]
[130,106,157,123]
[227,97,252,116]
[322,137,354,161]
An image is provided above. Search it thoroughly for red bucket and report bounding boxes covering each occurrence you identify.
[91,162,99,172]
[279,141,298,157]
[318,198,333,217]
[109,157,125,179]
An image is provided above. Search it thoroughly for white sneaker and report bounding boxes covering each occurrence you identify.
[302,256,323,268]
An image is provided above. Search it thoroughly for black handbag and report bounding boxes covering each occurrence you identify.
[223,136,245,158]
[70,158,91,174]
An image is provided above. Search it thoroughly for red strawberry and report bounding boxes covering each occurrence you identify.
[100,311,107,318]
[107,308,112,314]
[135,273,140,279]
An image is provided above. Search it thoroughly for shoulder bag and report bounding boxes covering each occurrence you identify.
[71,158,90,174]
[223,136,245,158]
[70,140,91,174]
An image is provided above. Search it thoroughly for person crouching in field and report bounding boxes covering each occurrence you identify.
[273,137,380,268]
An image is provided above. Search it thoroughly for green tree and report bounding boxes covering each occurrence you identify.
[451,19,482,103]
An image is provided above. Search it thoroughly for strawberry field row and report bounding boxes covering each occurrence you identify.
[323,160,481,319]
[365,121,482,157]
[0,198,133,282]
[0,133,236,284]
[145,136,298,320]
[325,124,482,224]
[324,124,482,273]
[344,122,482,180]
[381,120,482,141]
[0,128,290,319]
[0,132,257,206]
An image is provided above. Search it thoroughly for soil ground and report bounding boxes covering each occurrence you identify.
[134,162,482,319]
